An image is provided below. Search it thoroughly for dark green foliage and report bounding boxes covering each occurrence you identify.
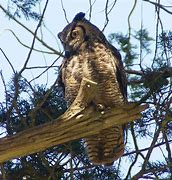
[7,0,41,20]
[0,28,171,179]
[0,74,67,133]
[30,85,67,126]
[0,74,122,179]
[109,28,172,179]
[145,161,172,178]
[108,29,153,69]
[134,28,154,54]
[153,31,172,69]
[76,166,122,180]
[0,76,69,179]
[0,1,172,178]
[108,33,137,68]
[159,31,172,52]
[0,27,171,179]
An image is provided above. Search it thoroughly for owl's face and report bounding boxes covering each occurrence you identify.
[58,24,86,53]
[58,12,106,57]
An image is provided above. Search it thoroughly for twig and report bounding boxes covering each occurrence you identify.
[126,69,143,76]
[132,125,161,179]
[151,0,161,69]
[0,4,62,56]
[127,0,137,39]
[19,0,50,75]
[102,0,109,32]
[6,29,55,54]
[101,0,118,31]
[107,0,118,14]
[25,65,58,69]
[0,48,15,73]
[29,56,60,83]
[132,163,172,179]
[143,0,172,15]
[163,133,172,172]
[0,71,8,108]
[88,0,92,21]
[60,0,69,23]
[123,139,172,157]
[125,125,141,179]
[86,0,97,21]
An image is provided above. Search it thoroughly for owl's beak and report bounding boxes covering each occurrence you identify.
[58,31,73,58]
[58,32,66,47]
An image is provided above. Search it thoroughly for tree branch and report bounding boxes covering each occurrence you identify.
[0,3,63,56]
[0,78,146,163]
[126,67,172,85]
[143,0,172,15]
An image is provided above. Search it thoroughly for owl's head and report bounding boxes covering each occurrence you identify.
[58,12,106,57]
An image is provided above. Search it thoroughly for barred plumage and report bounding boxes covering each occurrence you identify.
[58,12,127,165]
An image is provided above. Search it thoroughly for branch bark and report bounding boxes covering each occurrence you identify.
[0,78,146,163]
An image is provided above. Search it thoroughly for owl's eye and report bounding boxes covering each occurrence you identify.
[71,30,79,38]
[70,26,85,41]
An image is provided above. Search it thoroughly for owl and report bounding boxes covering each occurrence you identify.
[58,12,127,166]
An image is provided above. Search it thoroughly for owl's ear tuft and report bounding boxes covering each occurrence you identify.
[73,12,85,22]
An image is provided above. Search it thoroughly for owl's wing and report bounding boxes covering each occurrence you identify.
[109,43,127,100]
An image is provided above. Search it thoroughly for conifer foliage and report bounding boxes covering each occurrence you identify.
[0,0,172,179]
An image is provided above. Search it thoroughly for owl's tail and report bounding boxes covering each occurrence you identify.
[85,126,124,165]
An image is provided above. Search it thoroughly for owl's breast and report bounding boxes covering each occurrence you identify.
[62,43,126,107]
[63,55,84,105]
[83,43,126,107]
[65,56,82,80]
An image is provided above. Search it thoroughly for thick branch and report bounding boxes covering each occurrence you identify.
[0,78,146,163]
